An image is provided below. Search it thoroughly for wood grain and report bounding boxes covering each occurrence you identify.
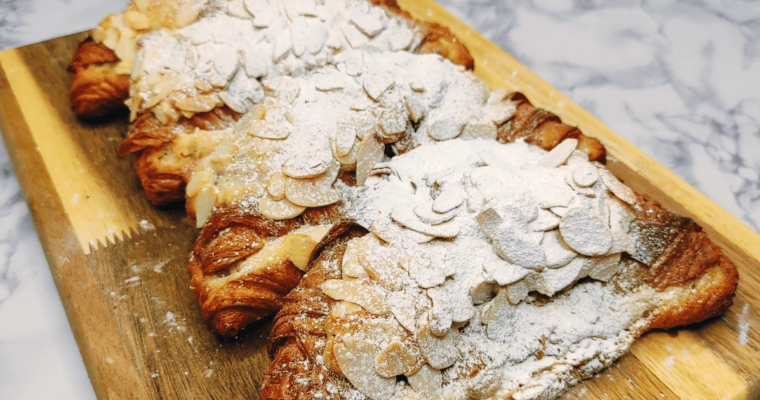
[0,1,758,399]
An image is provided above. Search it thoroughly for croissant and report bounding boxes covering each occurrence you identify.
[261,148,738,400]
[69,0,485,339]
[67,38,130,119]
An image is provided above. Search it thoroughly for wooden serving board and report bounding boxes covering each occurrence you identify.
[0,1,758,399]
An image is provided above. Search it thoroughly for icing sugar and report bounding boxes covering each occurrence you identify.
[323,138,671,399]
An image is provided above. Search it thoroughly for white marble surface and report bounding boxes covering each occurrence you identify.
[0,0,758,398]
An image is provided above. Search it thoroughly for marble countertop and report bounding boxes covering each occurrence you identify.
[0,0,758,398]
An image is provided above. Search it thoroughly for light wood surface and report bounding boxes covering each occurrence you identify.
[0,1,758,399]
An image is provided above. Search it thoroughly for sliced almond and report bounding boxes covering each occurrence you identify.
[267,172,287,201]
[541,230,577,268]
[193,186,217,229]
[378,111,408,144]
[174,0,203,28]
[414,201,456,225]
[482,251,532,286]
[370,218,433,246]
[417,316,458,369]
[173,94,219,113]
[103,27,120,50]
[333,338,397,400]
[321,279,389,315]
[92,27,107,43]
[363,71,395,101]
[285,181,341,208]
[392,205,460,238]
[408,254,445,289]
[124,10,151,30]
[342,237,370,279]
[376,340,424,377]
[134,0,149,12]
[282,153,332,179]
[247,119,292,140]
[462,120,498,141]
[334,124,357,157]
[586,253,621,282]
[407,364,442,396]
[356,134,385,186]
[353,111,377,141]
[597,168,636,205]
[539,138,578,168]
[288,227,329,271]
[432,186,465,214]
[258,196,306,220]
[389,289,419,333]
[559,207,612,256]
[285,162,342,207]
[404,95,426,123]
[481,101,516,125]
[427,118,464,141]
[572,165,599,188]
[487,88,510,104]
[349,7,387,37]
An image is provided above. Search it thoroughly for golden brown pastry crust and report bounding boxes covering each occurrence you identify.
[498,92,606,163]
[189,203,344,338]
[67,38,130,119]
[127,107,240,205]
[262,221,368,399]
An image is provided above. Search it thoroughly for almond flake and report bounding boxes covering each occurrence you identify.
[572,165,599,188]
[432,186,465,214]
[356,134,385,186]
[487,88,510,104]
[541,230,577,268]
[414,201,457,225]
[376,340,424,377]
[258,196,306,220]
[427,118,464,141]
[363,71,395,101]
[378,105,408,140]
[370,218,433,246]
[349,7,387,37]
[407,364,442,396]
[267,172,287,201]
[559,207,612,256]
[482,251,532,285]
[417,316,458,369]
[174,94,219,113]
[282,153,333,179]
[392,205,460,238]
[285,177,341,208]
[586,253,621,282]
[598,168,636,205]
[404,95,426,123]
[528,209,561,231]
[539,138,578,168]
[288,229,328,271]
[481,102,516,125]
[341,23,369,48]
[408,254,446,288]
[334,338,397,400]
[321,279,389,315]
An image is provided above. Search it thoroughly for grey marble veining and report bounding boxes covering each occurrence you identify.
[0,0,758,398]
[439,0,760,232]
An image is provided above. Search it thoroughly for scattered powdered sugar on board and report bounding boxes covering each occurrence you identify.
[739,303,751,346]
[663,355,675,369]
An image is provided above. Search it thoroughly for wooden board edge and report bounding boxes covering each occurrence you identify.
[0,48,151,400]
